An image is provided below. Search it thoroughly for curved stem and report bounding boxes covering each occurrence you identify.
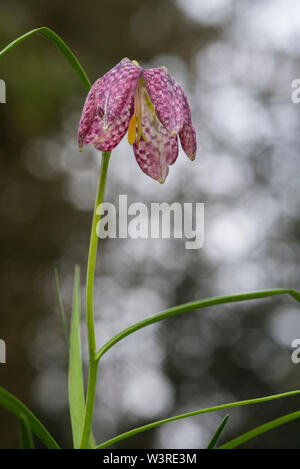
[96,288,300,361]
[80,151,111,449]
[94,390,300,449]
[0,27,91,92]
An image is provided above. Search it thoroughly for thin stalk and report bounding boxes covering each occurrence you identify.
[94,390,300,449]
[80,151,111,449]
[0,27,91,92]
[86,151,111,359]
[80,359,99,449]
[219,410,300,449]
[96,288,300,361]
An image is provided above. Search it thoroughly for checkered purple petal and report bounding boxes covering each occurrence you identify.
[177,85,197,160]
[78,79,99,149]
[98,58,142,129]
[143,67,186,136]
[133,90,178,183]
[78,58,142,150]
[78,58,196,180]
[91,97,134,152]
[179,123,197,160]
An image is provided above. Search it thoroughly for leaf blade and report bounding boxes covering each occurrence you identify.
[69,265,85,449]
[54,268,69,347]
[207,414,229,449]
[97,288,300,360]
[0,386,59,448]
[219,411,300,449]
[19,414,35,449]
[94,390,300,449]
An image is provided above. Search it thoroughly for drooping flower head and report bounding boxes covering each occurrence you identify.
[78,58,197,183]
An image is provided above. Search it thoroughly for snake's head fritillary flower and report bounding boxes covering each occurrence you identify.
[78,58,197,183]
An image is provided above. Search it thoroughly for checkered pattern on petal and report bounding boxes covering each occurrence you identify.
[133,89,178,183]
[179,123,197,160]
[78,59,196,180]
[177,85,197,160]
[98,58,142,129]
[78,80,100,149]
[78,58,141,150]
[143,67,185,136]
[85,97,134,152]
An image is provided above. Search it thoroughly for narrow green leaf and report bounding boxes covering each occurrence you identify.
[0,386,59,448]
[96,288,300,360]
[19,414,34,449]
[89,433,97,449]
[69,265,85,449]
[94,390,300,449]
[54,268,69,347]
[219,411,300,449]
[0,27,91,92]
[207,414,229,449]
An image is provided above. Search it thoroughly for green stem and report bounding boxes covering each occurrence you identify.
[80,359,99,449]
[86,151,111,358]
[219,410,300,449]
[80,151,111,449]
[96,288,300,360]
[94,390,300,449]
[0,27,91,92]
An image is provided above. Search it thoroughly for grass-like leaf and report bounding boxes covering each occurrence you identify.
[69,265,85,449]
[207,414,229,449]
[0,27,91,92]
[219,411,300,449]
[94,390,300,448]
[54,268,69,347]
[96,288,300,360]
[19,414,35,449]
[0,386,59,448]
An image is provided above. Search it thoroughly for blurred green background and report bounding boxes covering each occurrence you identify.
[1,0,300,449]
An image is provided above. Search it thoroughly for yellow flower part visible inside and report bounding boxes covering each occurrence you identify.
[128,78,155,146]
[128,115,137,145]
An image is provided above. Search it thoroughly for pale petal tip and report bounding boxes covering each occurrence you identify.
[159,66,168,74]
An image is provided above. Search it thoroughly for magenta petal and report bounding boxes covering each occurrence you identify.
[133,91,178,183]
[143,67,185,136]
[85,97,134,152]
[78,58,141,152]
[179,122,197,160]
[78,81,99,149]
[98,58,142,129]
[176,85,197,160]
